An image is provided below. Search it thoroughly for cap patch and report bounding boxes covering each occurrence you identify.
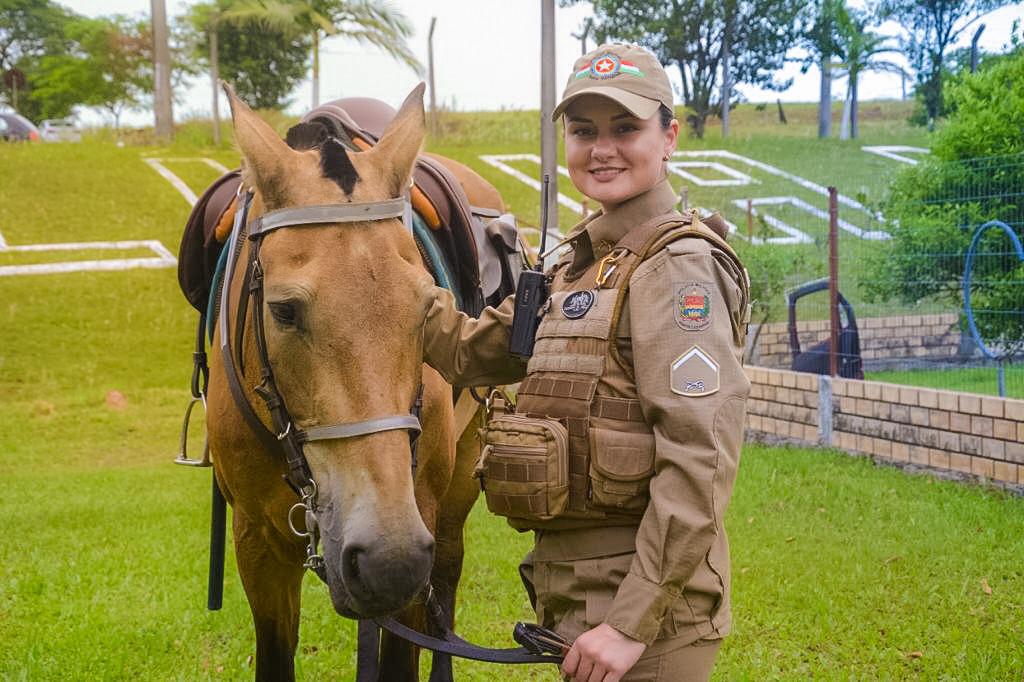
[575,53,645,80]
[562,290,596,319]
[675,282,712,331]
[670,345,720,397]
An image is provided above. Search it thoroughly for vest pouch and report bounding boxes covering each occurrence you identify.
[477,415,570,522]
[587,427,655,513]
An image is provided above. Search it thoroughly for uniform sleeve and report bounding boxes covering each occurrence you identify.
[603,237,750,645]
[422,286,529,387]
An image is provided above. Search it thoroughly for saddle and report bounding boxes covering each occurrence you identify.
[178,97,525,319]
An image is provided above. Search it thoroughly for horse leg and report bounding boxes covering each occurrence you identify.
[233,508,306,682]
[378,605,426,682]
[428,406,484,682]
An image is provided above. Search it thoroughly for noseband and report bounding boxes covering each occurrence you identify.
[220,190,423,577]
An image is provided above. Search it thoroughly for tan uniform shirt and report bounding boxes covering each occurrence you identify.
[424,178,749,648]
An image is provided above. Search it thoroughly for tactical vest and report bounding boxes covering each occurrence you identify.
[477,211,748,530]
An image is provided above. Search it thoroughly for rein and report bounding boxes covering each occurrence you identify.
[219,188,563,675]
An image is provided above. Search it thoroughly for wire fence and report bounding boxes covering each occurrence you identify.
[736,151,1024,400]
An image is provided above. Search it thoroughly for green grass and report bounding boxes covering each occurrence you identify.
[3,103,1021,679]
[867,365,1024,400]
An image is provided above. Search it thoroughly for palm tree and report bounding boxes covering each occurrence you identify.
[222,0,421,109]
[833,4,901,139]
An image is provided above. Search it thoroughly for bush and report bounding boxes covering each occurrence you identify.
[865,48,1024,353]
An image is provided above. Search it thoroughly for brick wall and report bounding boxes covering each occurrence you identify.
[745,366,1024,488]
[749,312,963,369]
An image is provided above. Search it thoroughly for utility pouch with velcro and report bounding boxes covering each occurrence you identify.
[476,414,570,522]
[587,427,656,513]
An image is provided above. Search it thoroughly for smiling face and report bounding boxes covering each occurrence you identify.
[563,95,679,212]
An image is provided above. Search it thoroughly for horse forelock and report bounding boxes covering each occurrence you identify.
[319,138,360,196]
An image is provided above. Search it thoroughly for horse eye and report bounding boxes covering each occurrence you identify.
[268,301,298,328]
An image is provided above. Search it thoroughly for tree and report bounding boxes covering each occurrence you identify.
[0,0,76,113]
[221,0,421,110]
[563,0,807,138]
[833,4,900,139]
[185,1,310,112]
[876,0,1010,130]
[864,47,1024,350]
[28,16,152,129]
[799,0,844,138]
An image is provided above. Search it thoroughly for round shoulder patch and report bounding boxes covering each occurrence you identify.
[561,290,596,319]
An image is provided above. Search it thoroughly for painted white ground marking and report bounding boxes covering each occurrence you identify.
[0,238,177,276]
[0,154,219,276]
[732,196,891,245]
[143,158,200,205]
[674,150,882,219]
[479,154,581,216]
[668,161,755,186]
[862,145,929,165]
[730,198,813,245]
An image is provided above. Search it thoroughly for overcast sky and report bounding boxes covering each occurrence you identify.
[60,0,1024,125]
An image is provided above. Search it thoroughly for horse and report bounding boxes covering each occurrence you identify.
[205,82,497,681]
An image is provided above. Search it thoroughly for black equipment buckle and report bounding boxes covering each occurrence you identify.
[512,622,570,656]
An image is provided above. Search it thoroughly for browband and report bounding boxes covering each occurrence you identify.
[250,198,407,237]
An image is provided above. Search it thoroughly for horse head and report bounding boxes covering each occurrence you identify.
[224,82,437,618]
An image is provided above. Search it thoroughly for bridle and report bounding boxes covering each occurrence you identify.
[220,189,424,578]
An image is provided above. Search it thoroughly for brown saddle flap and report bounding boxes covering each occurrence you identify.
[178,169,241,312]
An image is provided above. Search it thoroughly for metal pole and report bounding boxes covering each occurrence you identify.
[828,186,839,377]
[210,19,221,146]
[312,31,320,109]
[428,17,438,137]
[541,0,558,232]
[970,24,986,73]
[746,198,753,240]
[721,14,731,138]
[151,0,174,141]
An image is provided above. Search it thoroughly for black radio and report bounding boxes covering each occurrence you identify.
[509,173,553,358]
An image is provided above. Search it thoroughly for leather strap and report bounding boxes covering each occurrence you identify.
[299,415,422,443]
[373,616,563,665]
[250,198,406,236]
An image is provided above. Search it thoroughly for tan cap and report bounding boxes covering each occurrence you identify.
[552,43,673,122]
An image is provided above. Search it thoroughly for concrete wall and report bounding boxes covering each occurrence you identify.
[745,366,1024,488]
[749,312,963,369]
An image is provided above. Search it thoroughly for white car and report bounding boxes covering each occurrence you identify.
[39,119,81,142]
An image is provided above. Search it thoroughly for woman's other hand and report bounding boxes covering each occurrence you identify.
[561,623,646,681]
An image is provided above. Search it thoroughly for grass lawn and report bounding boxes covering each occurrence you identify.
[866,365,1024,400]
[2,104,1021,680]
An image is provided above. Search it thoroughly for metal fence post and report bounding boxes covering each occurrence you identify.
[828,186,839,377]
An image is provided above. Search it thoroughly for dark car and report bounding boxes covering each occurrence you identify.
[0,113,41,142]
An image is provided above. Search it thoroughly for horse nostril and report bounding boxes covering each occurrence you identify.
[342,543,365,583]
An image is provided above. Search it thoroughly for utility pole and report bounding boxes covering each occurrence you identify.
[721,12,732,138]
[151,0,174,141]
[209,12,221,146]
[540,0,558,233]
[428,17,438,137]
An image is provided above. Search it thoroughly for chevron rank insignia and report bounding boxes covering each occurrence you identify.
[670,345,720,397]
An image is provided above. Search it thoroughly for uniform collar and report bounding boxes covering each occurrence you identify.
[564,178,678,272]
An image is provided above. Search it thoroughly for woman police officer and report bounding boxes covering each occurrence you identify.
[422,43,750,681]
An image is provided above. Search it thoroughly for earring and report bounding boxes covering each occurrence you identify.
[662,153,670,161]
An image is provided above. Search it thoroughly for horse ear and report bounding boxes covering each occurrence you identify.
[367,82,426,196]
[222,81,295,201]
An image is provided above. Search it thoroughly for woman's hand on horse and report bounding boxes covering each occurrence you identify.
[561,623,646,682]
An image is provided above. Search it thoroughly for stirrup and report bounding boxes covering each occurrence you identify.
[174,395,212,467]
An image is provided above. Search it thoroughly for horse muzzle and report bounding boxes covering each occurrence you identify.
[322,530,434,617]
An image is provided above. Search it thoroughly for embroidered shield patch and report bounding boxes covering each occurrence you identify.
[562,290,596,319]
[675,282,712,331]
[670,345,720,397]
